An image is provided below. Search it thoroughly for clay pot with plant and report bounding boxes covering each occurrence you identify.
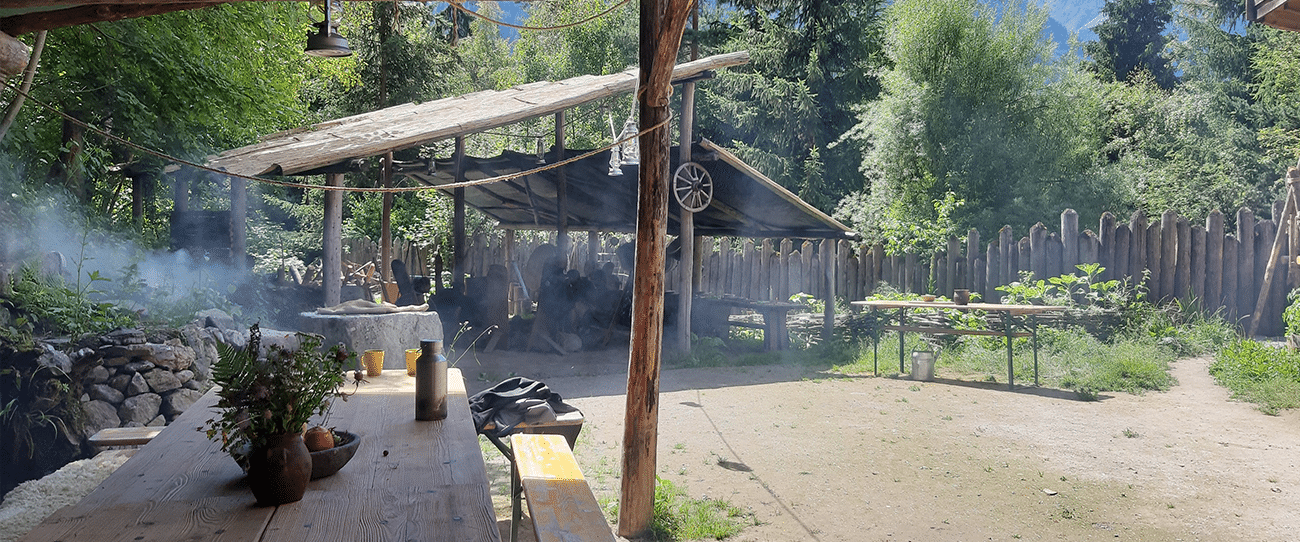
[203,324,357,505]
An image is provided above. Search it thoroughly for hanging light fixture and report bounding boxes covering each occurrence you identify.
[617,118,639,166]
[618,78,640,166]
[306,0,352,57]
[536,137,547,164]
[607,113,624,176]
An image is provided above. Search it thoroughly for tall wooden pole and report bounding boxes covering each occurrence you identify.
[619,0,695,535]
[230,173,246,271]
[323,173,344,307]
[381,151,393,283]
[453,137,466,291]
[556,111,569,266]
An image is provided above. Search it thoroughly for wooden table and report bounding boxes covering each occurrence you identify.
[693,296,804,350]
[20,368,501,542]
[851,300,1065,389]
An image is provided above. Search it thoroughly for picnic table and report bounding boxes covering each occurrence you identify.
[693,296,804,350]
[20,368,501,542]
[851,300,1065,389]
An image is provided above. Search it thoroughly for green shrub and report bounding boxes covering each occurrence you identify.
[1210,339,1300,415]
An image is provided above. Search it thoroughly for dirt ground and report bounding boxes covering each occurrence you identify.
[462,349,1300,542]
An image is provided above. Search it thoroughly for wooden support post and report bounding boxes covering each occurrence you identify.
[0,31,29,80]
[1250,174,1299,336]
[619,0,693,533]
[822,239,835,344]
[172,170,189,214]
[453,137,466,291]
[230,173,246,271]
[556,112,569,262]
[323,173,344,307]
[381,152,393,281]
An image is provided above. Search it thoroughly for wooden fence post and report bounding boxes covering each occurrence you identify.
[999,226,1014,286]
[985,239,1000,302]
[1130,211,1148,290]
[1206,211,1224,313]
[822,239,835,342]
[1047,233,1063,278]
[1223,234,1239,323]
[801,241,814,295]
[1016,237,1029,279]
[1146,222,1163,300]
[1191,225,1206,303]
[966,229,980,292]
[946,236,960,295]
[1175,216,1190,301]
[1061,209,1079,273]
[1114,224,1130,279]
[1255,220,1277,332]
[1159,211,1177,302]
[1099,212,1116,280]
[1238,209,1256,322]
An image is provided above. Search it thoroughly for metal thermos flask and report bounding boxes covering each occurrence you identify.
[415,339,448,420]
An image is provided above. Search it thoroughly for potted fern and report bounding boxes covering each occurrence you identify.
[203,324,356,505]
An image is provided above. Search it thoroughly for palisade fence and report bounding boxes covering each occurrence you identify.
[348,203,1300,336]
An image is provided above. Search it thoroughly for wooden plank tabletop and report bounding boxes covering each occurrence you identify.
[851,299,1066,315]
[20,368,500,542]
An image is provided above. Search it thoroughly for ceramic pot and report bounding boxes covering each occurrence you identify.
[246,433,312,506]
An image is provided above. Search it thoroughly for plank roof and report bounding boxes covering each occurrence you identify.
[208,52,750,177]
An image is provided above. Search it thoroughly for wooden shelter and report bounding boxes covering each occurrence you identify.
[1249,0,1300,30]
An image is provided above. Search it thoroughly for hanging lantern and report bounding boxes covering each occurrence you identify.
[617,118,639,166]
[306,0,351,57]
[536,137,546,164]
[607,146,623,176]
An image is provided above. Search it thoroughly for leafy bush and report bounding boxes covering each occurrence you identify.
[2,265,137,344]
[1210,339,1300,415]
[1284,289,1300,337]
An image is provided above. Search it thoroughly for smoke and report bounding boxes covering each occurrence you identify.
[0,161,251,322]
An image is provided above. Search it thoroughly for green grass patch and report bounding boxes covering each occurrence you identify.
[1210,339,1300,415]
[605,476,752,541]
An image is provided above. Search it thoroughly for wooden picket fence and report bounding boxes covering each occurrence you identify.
[379,202,1299,336]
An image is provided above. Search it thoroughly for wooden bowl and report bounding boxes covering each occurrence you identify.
[310,431,360,480]
[920,294,936,302]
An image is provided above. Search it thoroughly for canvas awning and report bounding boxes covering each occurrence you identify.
[396,139,856,240]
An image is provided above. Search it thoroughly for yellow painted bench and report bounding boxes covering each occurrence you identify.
[88,427,161,448]
[510,433,615,542]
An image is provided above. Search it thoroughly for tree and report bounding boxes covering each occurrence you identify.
[1087,0,1176,88]
[695,0,886,210]
[0,3,311,245]
[841,0,1106,244]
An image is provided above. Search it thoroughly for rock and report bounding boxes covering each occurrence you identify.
[183,379,205,391]
[143,369,181,394]
[179,324,218,381]
[146,415,166,427]
[558,332,582,353]
[108,374,132,393]
[88,383,124,404]
[83,400,121,435]
[102,356,130,367]
[195,308,236,330]
[125,372,149,396]
[123,421,143,428]
[83,365,111,385]
[162,388,204,419]
[122,360,155,373]
[175,369,195,384]
[145,344,179,370]
[118,393,162,426]
[105,328,146,346]
[36,343,72,374]
[165,339,196,371]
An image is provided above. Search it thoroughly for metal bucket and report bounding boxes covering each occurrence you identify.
[910,350,935,382]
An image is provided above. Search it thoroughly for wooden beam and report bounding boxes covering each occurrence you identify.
[618,0,694,535]
[0,31,29,78]
[0,2,225,36]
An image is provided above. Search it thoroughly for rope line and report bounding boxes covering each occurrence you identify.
[0,78,667,194]
[446,0,634,32]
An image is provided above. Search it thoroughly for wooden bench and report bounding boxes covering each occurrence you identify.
[510,433,615,542]
[88,427,161,448]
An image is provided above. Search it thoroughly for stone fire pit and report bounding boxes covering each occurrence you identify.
[298,311,443,370]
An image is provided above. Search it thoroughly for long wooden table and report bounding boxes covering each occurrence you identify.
[852,300,1065,389]
[693,296,804,350]
[20,368,502,542]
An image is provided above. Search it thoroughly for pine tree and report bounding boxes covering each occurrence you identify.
[1087,0,1176,88]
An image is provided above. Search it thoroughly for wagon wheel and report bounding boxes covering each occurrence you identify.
[673,162,713,212]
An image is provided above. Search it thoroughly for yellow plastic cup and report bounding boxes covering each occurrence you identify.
[405,348,420,376]
[363,349,384,376]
